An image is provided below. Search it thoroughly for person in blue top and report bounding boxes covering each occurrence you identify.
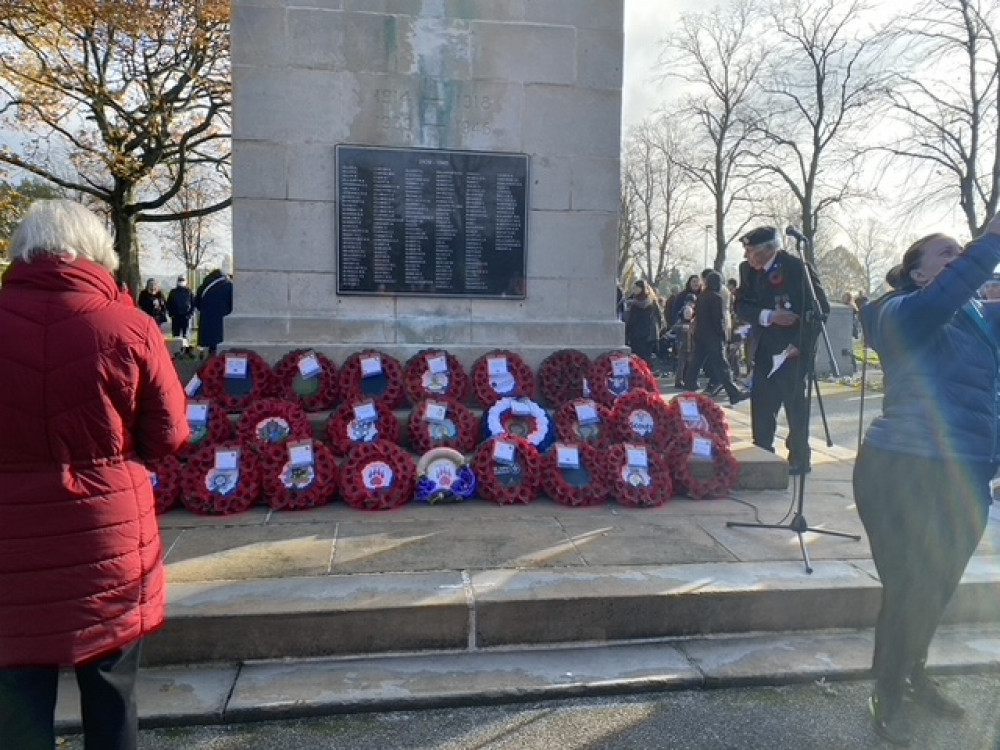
[854,216,1000,746]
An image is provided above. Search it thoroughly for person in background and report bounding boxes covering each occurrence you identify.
[683,271,749,405]
[195,263,234,355]
[166,274,194,340]
[136,277,167,327]
[736,225,830,476]
[726,277,745,379]
[979,273,1000,300]
[0,200,188,750]
[670,276,701,388]
[623,279,662,369]
[853,218,1000,746]
[842,291,861,339]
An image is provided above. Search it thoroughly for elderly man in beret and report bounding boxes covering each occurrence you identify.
[735,226,830,475]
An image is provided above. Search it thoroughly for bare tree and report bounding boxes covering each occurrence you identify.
[619,117,700,287]
[660,0,767,270]
[878,0,1000,236]
[815,243,867,300]
[0,0,232,291]
[157,172,226,275]
[839,214,896,295]
[746,0,884,264]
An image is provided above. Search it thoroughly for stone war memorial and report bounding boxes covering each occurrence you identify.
[227,0,625,366]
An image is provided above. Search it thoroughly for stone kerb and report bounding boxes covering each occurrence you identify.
[228,0,626,363]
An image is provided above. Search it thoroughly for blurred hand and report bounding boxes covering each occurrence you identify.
[772,310,799,326]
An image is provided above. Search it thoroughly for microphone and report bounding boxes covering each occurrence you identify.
[785,226,808,243]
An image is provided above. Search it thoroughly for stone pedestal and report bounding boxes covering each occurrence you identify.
[229,1,625,366]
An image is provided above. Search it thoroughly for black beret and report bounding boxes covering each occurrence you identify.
[740,226,779,246]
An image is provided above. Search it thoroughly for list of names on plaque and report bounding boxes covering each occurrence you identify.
[336,145,528,297]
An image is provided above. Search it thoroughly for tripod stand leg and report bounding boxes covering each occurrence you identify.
[797,531,813,574]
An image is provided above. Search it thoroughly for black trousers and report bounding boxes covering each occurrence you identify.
[0,640,142,750]
[170,316,190,338]
[854,445,991,708]
[684,338,740,399]
[750,351,810,464]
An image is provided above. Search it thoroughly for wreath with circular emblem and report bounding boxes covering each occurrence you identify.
[147,454,183,514]
[537,349,592,407]
[407,396,479,454]
[554,398,613,447]
[177,399,237,461]
[600,443,673,508]
[470,349,537,408]
[667,430,741,500]
[338,349,407,409]
[609,389,684,452]
[258,439,341,511]
[271,348,340,411]
[237,398,314,453]
[666,392,730,446]
[340,441,417,511]
[180,442,262,515]
[471,436,542,505]
[482,396,555,451]
[414,447,478,504]
[199,349,275,413]
[540,442,609,507]
[325,398,401,457]
[403,349,471,404]
[588,352,659,407]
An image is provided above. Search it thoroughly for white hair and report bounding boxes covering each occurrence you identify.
[9,199,119,272]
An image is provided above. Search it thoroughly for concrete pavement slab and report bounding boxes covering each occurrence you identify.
[225,642,701,720]
[164,524,337,581]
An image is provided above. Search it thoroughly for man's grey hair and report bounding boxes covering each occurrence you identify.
[9,199,119,272]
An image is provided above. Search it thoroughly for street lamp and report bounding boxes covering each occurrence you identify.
[703,224,713,269]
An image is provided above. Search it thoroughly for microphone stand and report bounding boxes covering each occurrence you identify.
[727,232,859,574]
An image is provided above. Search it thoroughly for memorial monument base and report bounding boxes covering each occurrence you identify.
[224,315,625,367]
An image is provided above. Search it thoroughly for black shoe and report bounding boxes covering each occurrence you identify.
[906,676,965,718]
[701,383,724,397]
[728,390,750,406]
[869,695,912,747]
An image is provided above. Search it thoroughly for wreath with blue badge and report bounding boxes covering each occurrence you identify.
[415,447,478,504]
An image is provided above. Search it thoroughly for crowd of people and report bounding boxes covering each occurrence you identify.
[133,267,233,354]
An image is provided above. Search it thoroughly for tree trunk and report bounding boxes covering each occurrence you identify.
[112,201,140,294]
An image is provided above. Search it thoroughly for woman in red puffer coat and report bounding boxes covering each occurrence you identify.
[0,200,188,750]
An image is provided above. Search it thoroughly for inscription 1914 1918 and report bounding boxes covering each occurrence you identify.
[336,145,528,299]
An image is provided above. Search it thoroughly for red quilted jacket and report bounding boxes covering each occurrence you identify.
[0,257,188,667]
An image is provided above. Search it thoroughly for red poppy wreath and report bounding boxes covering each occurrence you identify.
[147,454,183,514]
[237,398,314,453]
[271,348,340,411]
[325,398,401,457]
[554,398,613,447]
[537,348,592,407]
[668,430,741,500]
[610,389,683,452]
[540,442,609,507]
[340,441,417,511]
[258,439,340,511]
[180,442,261,515]
[588,352,659,407]
[470,349,537,408]
[471,435,542,505]
[403,349,471,404]
[199,349,274,413]
[339,349,407,409]
[600,443,673,508]
[407,396,479,454]
[666,392,730,446]
[177,399,237,462]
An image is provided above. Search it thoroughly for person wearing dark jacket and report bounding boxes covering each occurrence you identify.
[195,267,233,354]
[683,271,748,405]
[136,277,167,326]
[166,275,194,339]
[736,226,829,475]
[853,218,1000,746]
[624,279,662,368]
[0,200,189,750]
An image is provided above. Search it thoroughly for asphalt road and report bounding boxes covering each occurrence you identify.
[57,673,1000,749]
